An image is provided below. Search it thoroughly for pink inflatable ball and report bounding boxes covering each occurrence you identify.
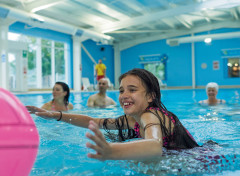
[0,88,39,176]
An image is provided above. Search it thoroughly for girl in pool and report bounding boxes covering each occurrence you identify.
[27,68,199,161]
[41,81,73,111]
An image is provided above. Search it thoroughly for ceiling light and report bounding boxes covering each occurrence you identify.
[204,37,212,43]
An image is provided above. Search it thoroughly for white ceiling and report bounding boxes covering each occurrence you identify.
[1,0,240,47]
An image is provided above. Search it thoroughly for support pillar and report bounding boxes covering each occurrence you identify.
[72,36,82,91]
[191,34,196,89]
[114,43,121,89]
[0,24,9,90]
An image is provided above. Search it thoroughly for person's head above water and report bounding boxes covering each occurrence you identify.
[118,68,162,108]
[206,82,219,92]
[205,82,219,99]
[53,82,70,106]
[87,78,116,107]
[97,78,109,92]
[199,82,225,105]
[41,81,73,111]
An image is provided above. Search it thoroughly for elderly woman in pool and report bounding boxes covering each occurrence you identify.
[27,68,199,161]
[198,82,226,106]
[41,81,73,111]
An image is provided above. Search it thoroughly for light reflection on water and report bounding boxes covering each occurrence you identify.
[15,89,240,176]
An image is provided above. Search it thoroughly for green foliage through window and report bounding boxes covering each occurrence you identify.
[144,63,166,80]
[42,47,51,76]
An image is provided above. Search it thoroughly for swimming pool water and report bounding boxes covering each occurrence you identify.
[16,89,240,176]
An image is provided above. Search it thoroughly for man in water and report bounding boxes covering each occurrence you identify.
[87,78,116,107]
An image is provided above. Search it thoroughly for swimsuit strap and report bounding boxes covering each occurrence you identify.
[146,107,176,124]
[51,103,56,111]
[145,107,173,135]
[137,107,199,149]
[134,107,173,139]
[144,123,161,131]
[134,122,141,138]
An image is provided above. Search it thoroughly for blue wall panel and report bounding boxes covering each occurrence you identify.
[121,40,193,87]
[195,37,240,86]
[121,28,240,87]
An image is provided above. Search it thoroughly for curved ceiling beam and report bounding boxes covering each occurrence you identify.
[0,4,113,43]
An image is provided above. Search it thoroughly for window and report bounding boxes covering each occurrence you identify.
[55,42,65,82]
[41,40,52,88]
[27,37,37,88]
[144,62,166,80]
[139,54,167,81]
[8,53,16,90]
[8,32,69,90]
[227,58,240,78]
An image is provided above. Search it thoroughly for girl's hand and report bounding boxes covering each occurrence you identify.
[26,106,47,114]
[86,120,112,161]
[26,106,55,120]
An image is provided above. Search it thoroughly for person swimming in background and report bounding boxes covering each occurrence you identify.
[198,82,226,106]
[87,78,116,107]
[41,82,73,111]
[26,68,199,161]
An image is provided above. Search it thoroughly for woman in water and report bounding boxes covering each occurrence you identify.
[27,68,199,161]
[198,82,226,106]
[41,81,73,111]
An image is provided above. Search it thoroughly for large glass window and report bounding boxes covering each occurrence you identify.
[8,32,69,90]
[227,58,240,78]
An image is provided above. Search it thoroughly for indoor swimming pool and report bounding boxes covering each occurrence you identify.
[16,89,240,176]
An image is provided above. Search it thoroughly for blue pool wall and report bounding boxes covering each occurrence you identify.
[121,28,240,87]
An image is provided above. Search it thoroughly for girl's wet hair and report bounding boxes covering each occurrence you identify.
[118,68,166,109]
[53,81,70,106]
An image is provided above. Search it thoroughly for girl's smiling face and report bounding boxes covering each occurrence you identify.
[119,75,153,117]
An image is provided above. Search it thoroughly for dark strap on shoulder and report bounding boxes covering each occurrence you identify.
[144,123,161,131]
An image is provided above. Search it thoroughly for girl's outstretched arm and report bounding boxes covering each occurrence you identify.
[26,105,100,128]
[26,106,133,130]
[86,119,163,161]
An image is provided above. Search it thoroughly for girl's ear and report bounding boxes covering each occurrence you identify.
[147,92,155,103]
